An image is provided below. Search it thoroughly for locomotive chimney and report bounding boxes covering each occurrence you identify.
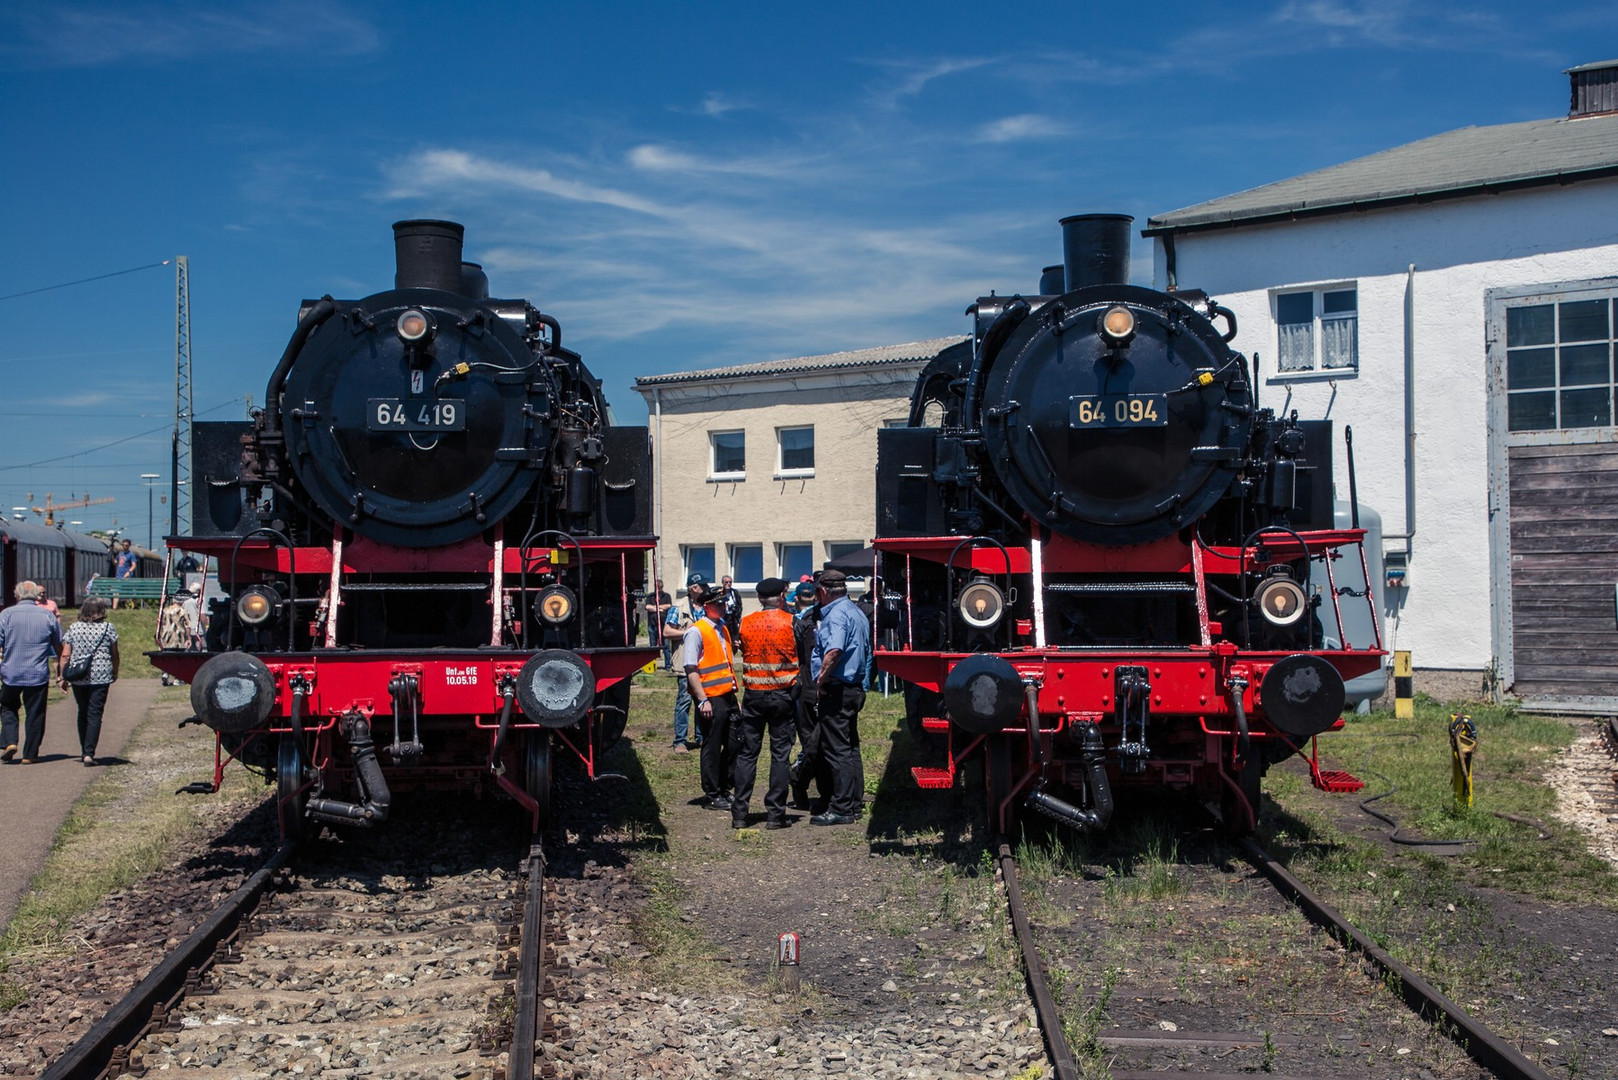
[1060,213,1133,289]
[392,219,466,292]
[1038,264,1066,295]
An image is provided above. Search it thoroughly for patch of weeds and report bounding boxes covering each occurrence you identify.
[1065,964,1119,1064]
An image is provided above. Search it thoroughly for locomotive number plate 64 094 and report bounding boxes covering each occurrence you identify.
[367,399,466,432]
[1068,393,1168,428]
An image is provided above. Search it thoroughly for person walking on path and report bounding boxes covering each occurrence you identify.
[644,578,675,670]
[683,576,739,810]
[731,577,799,829]
[58,597,120,765]
[0,581,64,764]
[809,569,871,826]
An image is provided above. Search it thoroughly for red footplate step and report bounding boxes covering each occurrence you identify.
[1311,768,1365,793]
[911,766,954,789]
[921,716,950,732]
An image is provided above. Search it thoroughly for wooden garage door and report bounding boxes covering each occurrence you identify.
[1489,280,1618,711]
[1507,442,1618,698]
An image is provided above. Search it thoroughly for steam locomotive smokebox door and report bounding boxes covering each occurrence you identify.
[598,426,652,535]
[876,427,945,537]
[191,421,255,536]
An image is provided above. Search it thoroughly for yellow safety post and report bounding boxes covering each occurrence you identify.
[1449,712,1476,810]
[1394,650,1413,719]
[640,659,657,675]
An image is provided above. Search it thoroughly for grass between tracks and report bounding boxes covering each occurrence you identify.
[1003,694,1616,1077]
[611,672,1024,1001]
[0,614,267,1009]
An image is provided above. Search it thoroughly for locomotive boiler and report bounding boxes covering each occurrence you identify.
[152,221,655,838]
[876,214,1383,834]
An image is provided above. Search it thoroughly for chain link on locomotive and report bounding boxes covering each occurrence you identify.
[153,221,655,838]
[875,214,1384,835]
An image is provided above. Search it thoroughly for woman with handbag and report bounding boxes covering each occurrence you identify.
[58,597,120,766]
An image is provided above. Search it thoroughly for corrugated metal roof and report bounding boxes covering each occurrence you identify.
[634,335,967,387]
[1145,111,1618,236]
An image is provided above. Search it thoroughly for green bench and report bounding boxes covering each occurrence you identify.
[87,578,182,602]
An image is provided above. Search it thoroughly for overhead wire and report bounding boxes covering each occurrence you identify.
[0,260,172,302]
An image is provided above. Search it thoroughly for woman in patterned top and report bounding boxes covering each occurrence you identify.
[58,597,120,765]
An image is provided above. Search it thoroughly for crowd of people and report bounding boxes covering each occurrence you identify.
[0,581,121,767]
[647,568,872,828]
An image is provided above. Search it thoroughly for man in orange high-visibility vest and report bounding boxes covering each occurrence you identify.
[732,577,799,829]
[682,575,739,811]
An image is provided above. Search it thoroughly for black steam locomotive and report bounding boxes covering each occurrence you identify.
[153,221,656,837]
[876,214,1382,834]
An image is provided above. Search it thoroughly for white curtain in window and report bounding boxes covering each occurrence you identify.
[1321,315,1357,370]
[1278,322,1314,371]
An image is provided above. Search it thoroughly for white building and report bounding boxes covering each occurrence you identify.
[1144,61,1618,711]
[633,338,962,605]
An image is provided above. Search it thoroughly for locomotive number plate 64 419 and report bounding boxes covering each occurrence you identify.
[367,399,466,432]
[1068,393,1168,428]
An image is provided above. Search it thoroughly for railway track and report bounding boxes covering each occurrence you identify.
[998,832,1559,1080]
[40,813,554,1080]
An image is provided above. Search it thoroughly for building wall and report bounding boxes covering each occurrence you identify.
[639,364,924,604]
[1152,179,1618,670]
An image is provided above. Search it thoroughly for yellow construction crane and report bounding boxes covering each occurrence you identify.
[27,492,115,528]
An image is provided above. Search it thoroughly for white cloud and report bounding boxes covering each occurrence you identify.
[974,114,1070,144]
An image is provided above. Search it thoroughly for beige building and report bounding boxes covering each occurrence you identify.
[634,337,963,602]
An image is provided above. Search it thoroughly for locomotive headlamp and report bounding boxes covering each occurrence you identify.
[1255,576,1308,628]
[1099,305,1136,344]
[236,586,278,626]
[537,584,577,625]
[958,580,1006,629]
[396,309,431,342]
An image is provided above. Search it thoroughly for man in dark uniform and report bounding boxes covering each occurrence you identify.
[810,569,871,825]
[682,578,739,810]
[788,580,829,812]
[732,578,799,829]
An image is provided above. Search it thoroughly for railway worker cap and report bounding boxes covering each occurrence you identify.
[755,576,788,599]
[818,568,848,589]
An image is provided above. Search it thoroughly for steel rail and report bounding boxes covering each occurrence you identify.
[509,838,547,1080]
[41,843,295,1080]
[995,841,1080,1080]
[1240,836,1555,1080]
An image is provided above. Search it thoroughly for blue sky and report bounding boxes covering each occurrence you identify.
[1,0,1611,538]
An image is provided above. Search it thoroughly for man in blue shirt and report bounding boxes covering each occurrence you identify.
[0,580,64,763]
[809,569,870,825]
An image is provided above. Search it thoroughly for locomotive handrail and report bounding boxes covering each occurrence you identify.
[946,535,1015,652]
[226,526,298,652]
[518,529,584,650]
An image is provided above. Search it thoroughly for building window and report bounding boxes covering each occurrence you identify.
[710,430,745,479]
[1505,297,1615,432]
[1275,286,1357,374]
[730,544,763,584]
[778,542,812,581]
[824,541,866,579]
[777,426,814,476]
[683,545,715,587]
